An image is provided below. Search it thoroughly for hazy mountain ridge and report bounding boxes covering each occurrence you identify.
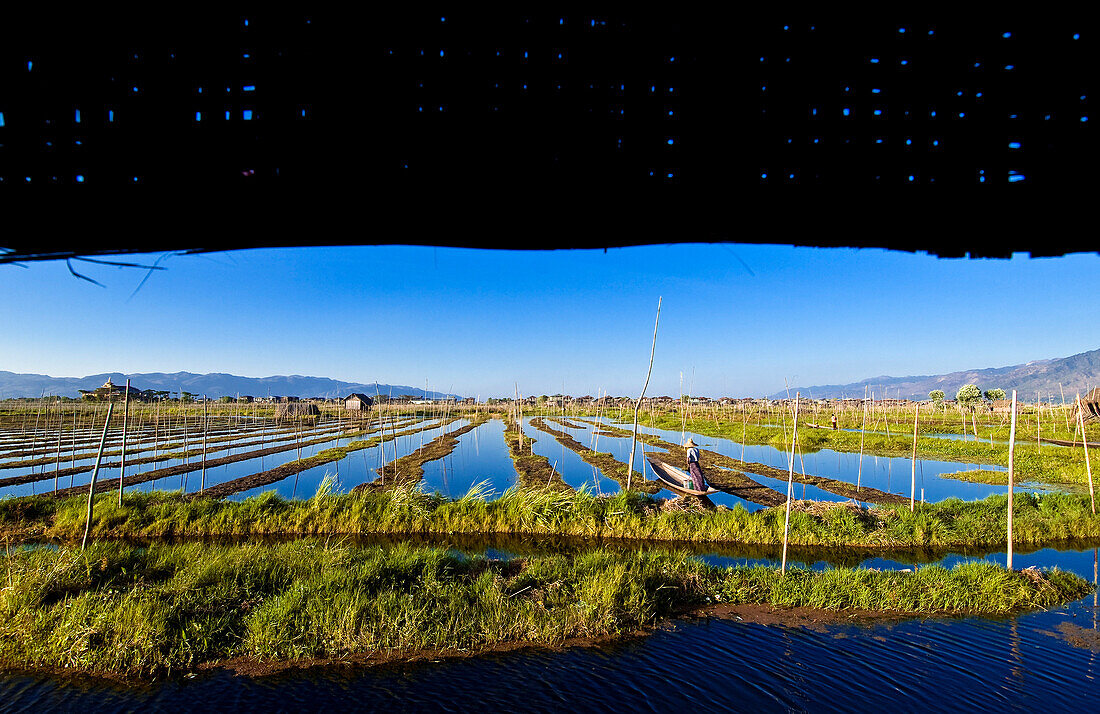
[0,371,459,400]
[772,348,1100,401]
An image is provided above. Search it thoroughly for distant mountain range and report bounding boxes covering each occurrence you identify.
[771,348,1100,402]
[0,371,460,400]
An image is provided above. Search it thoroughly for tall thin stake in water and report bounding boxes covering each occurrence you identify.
[909,403,919,511]
[118,379,130,506]
[627,296,661,491]
[857,389,868,491]
[82,402,114,551]
[1007,390,1018,570]
[781,392,800,575]
[200,396,208,493]
[1077,395,1096,514]
[1036,391,1042,454]
[53,399,62,492]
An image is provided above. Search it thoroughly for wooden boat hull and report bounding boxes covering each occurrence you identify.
[646,457,721,496]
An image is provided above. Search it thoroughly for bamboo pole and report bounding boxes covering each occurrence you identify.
[1007,390,1018,570]
[627,296,661,490]
[81,402,114,551]
[1036,391,1041,454]
[200,395,207,493]
[53,399,62,492]
[117,379,130,506]
[857,390,868,492]
[910,403,919,511]
[1077,395,1096,514]
[781,392,800,575]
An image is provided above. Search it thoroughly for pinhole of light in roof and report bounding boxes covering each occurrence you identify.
[874,137,883,144]
[932,139,940,147]
[108,110,115,122]
[899,27,907,33]
[871,88,881,94]
[76,174,84,183]
[905,138,912,146]
[976,92,983,98]
[1002,32,1012,38]
[1009,142,1022,149]
[195,111,201,121]
[842,107,850,116]
[1082,115,1089,122]
[869,58,879,63]
[1073,33,1080,40]
[74,109,81,124]
[1044,113,1052,120]
[1008,171,1025,182]
[243,85,255,92]
[0,112,5,127]
[225,110,230,120]
[760,172,767,179]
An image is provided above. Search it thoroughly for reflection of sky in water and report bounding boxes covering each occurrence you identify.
[419,419,517,498]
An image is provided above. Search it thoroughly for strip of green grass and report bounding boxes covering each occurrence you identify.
[0,540,1090,677]
[2,485,1099,549]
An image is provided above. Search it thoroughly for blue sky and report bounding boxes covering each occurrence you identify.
[1,245,1096,398]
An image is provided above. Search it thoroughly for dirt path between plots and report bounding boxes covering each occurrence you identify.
[502,416,571,490]
[576,419,908,507]
[42,419,441,499]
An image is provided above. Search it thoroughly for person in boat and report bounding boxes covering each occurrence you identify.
[684,438,707,491]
